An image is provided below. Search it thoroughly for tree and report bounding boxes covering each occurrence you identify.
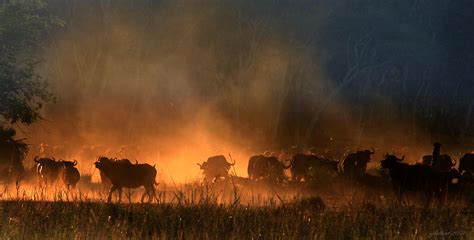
[0,0,62,125]
[0,126,27,181]
[0,0,62,181]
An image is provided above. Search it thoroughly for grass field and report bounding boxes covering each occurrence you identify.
[0,200,472,239]
[0,182,472,239]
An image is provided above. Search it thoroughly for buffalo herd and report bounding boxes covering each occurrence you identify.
[198,149,373,184]
[34,157,80,188]
[198,143,474,205]
[30,155,158,203]
[20,142,474,205]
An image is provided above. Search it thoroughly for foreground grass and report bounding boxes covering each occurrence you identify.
[0,200,472,239]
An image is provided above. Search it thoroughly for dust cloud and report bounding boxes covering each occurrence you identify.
[19,1,442,182]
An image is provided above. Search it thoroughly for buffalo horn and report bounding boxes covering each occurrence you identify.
[369,148,375,154]
[227,153,236,166]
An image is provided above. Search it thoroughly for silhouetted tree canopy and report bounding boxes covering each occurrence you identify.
[0,0,62,125]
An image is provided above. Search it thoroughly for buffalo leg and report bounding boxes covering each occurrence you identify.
[117,188,123,203]
[148,186,156,203]
[141,187,148,203]
[108,185,118,203]
[436,188,447,206]
[142,185,155,203]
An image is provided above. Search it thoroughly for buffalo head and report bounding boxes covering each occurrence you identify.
[380,154,404,169]
[364,148,375,155]
[95,156,114,170]
[62,159,78,168]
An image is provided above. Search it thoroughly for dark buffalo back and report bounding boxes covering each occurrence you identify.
[459,153,474,174]
[248,155,265,179]
[381,154,456,204]
[343,150,373,178]
[206,155,231,169]
[431,154,456,172]
[34,157,63,184]
[62,160,80,188]
[95,157,156,189]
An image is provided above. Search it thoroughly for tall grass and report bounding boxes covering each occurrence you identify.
[0,200,471,239]
[0,182,471,239]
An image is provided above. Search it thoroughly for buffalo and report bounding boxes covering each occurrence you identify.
[99,158,137,186]
[247,155,291,182]
[198,155,235,183]
[34,156,63,185]
[247,155,264,180]
[459,153,474,175]
[422,143,456,172]
[422,154,456,172]
[290,154,340,182]
[247,155,266,180]
[61,160,80,189]
[95,156,157,203]
[290,154,313,181]
[266,156,292,182]
[380,154,457,205]
[342,149,374,179]
[421,155,433,166]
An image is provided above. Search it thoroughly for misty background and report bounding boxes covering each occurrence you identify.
[18,0,474,181]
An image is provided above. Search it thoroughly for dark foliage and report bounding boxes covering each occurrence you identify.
[0,0,61,125]
[0,126,27,181]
